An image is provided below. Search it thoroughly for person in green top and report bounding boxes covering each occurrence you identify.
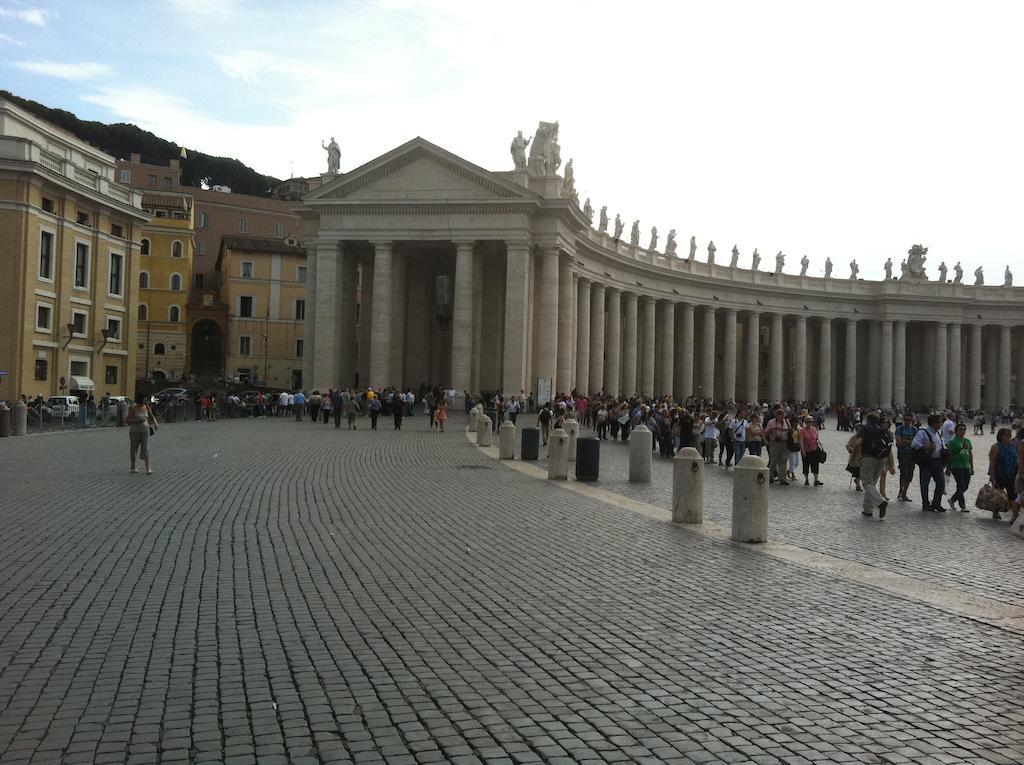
[947,422,973,512]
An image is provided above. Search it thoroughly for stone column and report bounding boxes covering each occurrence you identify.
[535,247,559,391]
[556,254,573,395]
[368,241,392,389]
[818,317,832,404]
[770,313,784,402]
[575,279,591,394]
[588,283,606,393]
[933,322,948,409]
[702,306,716,400]
[999,324,1012,410]
[303,248,317,390]
[390,249,406,388]
[640,296,656,395]
[312,241,341,391]
[793,315,807,402]
[621,292,638,397]
[678,303,695,399]
[879,320,893,409]
[659,301,675,397]
[968,323,983,410]
[893,320,907,408]
[450,241,475,395]
[844,319,857,405]
[339,248,359,388]
[722,308,737,403]
[1017,332,1024,411]
[947,323,962,409]
[746,311,760,402]
[605,288,622,396]
[502,242,531,394]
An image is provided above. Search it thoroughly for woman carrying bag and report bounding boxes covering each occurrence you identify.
[126,393,158,475]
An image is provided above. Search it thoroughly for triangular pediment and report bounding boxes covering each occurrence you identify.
[304,137,537,203]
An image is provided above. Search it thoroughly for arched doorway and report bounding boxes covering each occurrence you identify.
[190,320,223,377]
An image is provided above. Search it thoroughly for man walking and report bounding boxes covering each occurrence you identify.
[854,412,894,518]
[538,402,553,446]
[894,413,918,502]
[912,413,947,512]
[729,408,748,464]
[764,409,791,485]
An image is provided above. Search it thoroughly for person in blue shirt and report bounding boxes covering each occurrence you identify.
[894,414,919,502]
[911,413,946,512]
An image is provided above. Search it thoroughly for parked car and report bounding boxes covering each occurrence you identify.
[102,395,130,417]
[47,396,80,418]
[155,387,188,403]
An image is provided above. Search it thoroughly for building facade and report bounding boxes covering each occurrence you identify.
[0,99,148,401]
[136,191,194,382]
[296,132,1024,410]
[218,236,307,389]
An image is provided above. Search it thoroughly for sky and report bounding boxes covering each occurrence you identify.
[2,0,1023,281]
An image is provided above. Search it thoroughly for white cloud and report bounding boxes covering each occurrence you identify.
[0,6,54,26]
[216,50,313,84]
[0,32,25,45]
[13,60,112,81]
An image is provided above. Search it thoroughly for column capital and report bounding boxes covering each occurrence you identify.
[723,306,738,317]
[452,240,476,253]
[590,282,606,294]
[370,240,393,249]
[504,239,532,252]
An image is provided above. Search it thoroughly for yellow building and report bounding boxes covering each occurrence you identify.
[136,192,194,383]
[217,236,306,389]
[0,98,148,401]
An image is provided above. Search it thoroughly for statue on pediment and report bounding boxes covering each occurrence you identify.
[775,251,785,274]
[884,257,893,280]
[599,205,608,233]
[751,248,761,271]
[510,130,531,170]
[689,236,697,261]
[322,136,341,174]
[849,259,859,279]
[905,244,928,279]
[648,226,659,253]
[665,230,678,257]
[938,261,948,282]
[583,198,593,222]
[900,260,910,279]
[824,257,833,278]
[527,120,560,175]
[730,245,739,268]
[562,158,575,193]
[707,240,716,264]
[974,266,984,285]
[613,214,624,241]
[953,262,963,284]
[630,220,641,247]
[800,255,809,276]
[1004,266,1013,286]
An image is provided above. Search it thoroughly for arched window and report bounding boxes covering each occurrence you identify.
[170,273,182,291]
[138,304,148,320]
[171,240,183,258]
[139,271,150,289]
[154,343,165,355]
[169,305,180,322]
[140,238,150,256]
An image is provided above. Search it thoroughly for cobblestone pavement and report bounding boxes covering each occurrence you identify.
[521,419,1024,610]
[1,415,1023,765]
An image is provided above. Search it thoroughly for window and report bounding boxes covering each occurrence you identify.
[155,210,166,218]
[77,211,90,226]
[119,169,131,183]
[194,273,205,288]
[239,336,252,356]
[148,174,157,187]
[275,222,284,238]
[297,266,306,283]
[169,306,180,322]
[109,253,124,296]
[35,304,52,332]
[241,261,254,279]
[138,304,148,320]
[164,176,172,189]
[105,318,121,340]
[170,273,182,291]
[34,359,48,381]
[39,230,54,280]
[140,238,150,256]
[111,224,123,238]
[197,240,206,256]
[71,311,87,336]
[296,338,303,358]
[239,217,248,233]
[41,197,54,213]
[154,343,165,355]
[172,211,184,220]
[74,242,89,289]
[105,365,118,384]
[239,296,253,317]
[198,212,208,228]
[70,360,89,377]
[171,241,183,258]
[294,299,305,321]
[139,271,150,289]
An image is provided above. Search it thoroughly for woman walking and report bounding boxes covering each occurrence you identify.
[746,413,764,457]
[989,427,1019,505]
[126,393,158,475]
[799,415,823,486]
[435,399,448,432]
[947,422,973,512]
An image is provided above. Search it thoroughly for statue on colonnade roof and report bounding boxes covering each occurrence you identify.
[583,198,593,222]
[800,255,809,276]
[321,136,341,174]
[884,257,893,280]
[665,230,678,257]
[648,226,658,253]
[751,248,761,271]
[707,240,716,264]
[510,130,531,170]
[775,251,785,274]
[688,236,697,261]
[824,257,833,278]
[630,219,641,247]
[729,245,739,268]
[849,259,860,279]
[598,205,608,233]
[938,261,948,282]
[1004,266,1013,286]
[974,266,984,285]
[953,262,963,283]
[905,244,928,280]
[613,214,624,240]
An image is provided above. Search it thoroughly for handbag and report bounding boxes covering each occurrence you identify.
[975,483,1010,513]
[815,445,827,463]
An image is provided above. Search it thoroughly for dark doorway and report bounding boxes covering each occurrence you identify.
[191,320,223,377]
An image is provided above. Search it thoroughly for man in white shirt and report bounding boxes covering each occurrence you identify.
[278,391,289,417]
[507,397,520,425]
[940,411,957,446]
[729,408,749,463]
[911,413,946,512]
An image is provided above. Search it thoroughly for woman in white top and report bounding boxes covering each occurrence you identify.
[701,414,719,464]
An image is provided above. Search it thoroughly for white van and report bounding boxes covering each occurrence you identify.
[47,395,80,418]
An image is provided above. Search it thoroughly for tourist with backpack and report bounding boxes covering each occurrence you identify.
[538,402,553,445]
[854,412,894,518]
[911,413,948,512]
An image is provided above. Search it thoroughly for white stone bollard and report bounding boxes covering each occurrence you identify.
[12,400,28,436]
[672,446,704,523]
[548,427,569,480]
[563,418,579,462]
[629,423,652,482]
[732,454,769,543]
[498,420,516,459]
[477,415,492,447]
[467,405,480,433]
